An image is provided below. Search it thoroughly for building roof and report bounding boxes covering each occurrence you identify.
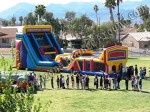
[0,28,18,39]
[122,32,150,41]
[120,27,136,35]
[60,34,81,40]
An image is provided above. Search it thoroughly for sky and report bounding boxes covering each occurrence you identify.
[0,0,143,12]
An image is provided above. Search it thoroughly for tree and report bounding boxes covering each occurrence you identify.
[137,5,150,31]
[145,18,150,31]
[43,12,54,23]
[138,5,150,22]
[2,20,9,26]
[24,13,37,25]
[105,0,116,25]
[72,14,93,39]
[19,16,23,25]
[34,5,46,21]
[93,5,99,25]
[65,11,76,23]
[65,11,76,35]
[11,16,16,26]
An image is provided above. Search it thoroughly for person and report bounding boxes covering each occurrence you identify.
[104,76,107,89]
[135,65,138,76]
[28,73,34,86]
[51,76,54,89]
[79,74,83,89]
[142,67,146,78]
[62,76,65,89]
[130,66,134,76]
[117,73,121,89]
[126,67,131,80]
[131,76,135,90]
[76,74,80,89]
[82,75,85,89]
[100,76,103,90]
[108,76,111,90]
[139,67,143,79]
[39,75,43,89]
[86,75,89,89]
[122,66,126,79]
[59,74,62,88]
[43,76,46,89]
[71,75,75,89]
[125,77,129,91]
[56,76,59,88]
[139,78,142,92]
[94,76,98,89]
[66,75,69,89]
[134,76,139,91]
[112,77,117,90]
[119,63,123,76]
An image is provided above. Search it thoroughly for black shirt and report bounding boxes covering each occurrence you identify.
[71,76,74,81]
[76,75,79,83]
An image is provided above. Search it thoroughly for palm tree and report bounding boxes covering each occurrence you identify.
[34,5,46,21]
[19,16,23,25]
[105,0,116,25]
[93,5,99,25]
[116,0,123,44]
[11,16,16,26]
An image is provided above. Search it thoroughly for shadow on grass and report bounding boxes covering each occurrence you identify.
[128,57,138,59]
[39,88,150,94]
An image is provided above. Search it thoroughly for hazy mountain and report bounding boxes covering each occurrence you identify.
[0,0,149,23]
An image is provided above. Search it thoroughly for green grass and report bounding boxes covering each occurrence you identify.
[34,78,150,112]
[1,57,150,112]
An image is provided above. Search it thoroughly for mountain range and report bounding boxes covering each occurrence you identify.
[0,0,149,23]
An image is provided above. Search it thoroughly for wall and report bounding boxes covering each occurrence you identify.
[122,35,139,48]
[0,38,15,48]
[139,41,150,49]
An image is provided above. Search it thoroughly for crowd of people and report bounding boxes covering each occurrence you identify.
[37,64,149,92]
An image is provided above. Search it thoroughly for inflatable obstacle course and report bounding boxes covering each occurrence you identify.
[16,25,63,72]
[56,45,128,76]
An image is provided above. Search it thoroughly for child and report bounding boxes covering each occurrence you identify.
[131,76,135,90]
[56,75,59,88]
[100,76,103,90]
[39,75,43,89]
[79,74,83,89]
[71,75,74,89]
[62,76,65,89]
[139,67,143,79]
[134,76,139,91]
[43,76,46,89]
[94,76,98,89]
[112,77,117,90]
[76,74,80,89]
[139,78,142,92]
[66,75,69,89]
[51,76,54,89]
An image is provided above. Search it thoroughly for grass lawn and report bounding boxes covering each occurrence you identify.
[1,56,150,112]
[35,78,150,112]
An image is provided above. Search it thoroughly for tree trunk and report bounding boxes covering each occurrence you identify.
[109,7,115,25]
[96,12,98,25]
